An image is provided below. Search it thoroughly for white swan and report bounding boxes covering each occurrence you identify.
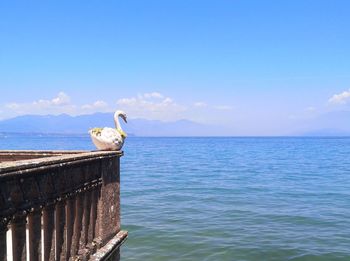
[89,110,127,151]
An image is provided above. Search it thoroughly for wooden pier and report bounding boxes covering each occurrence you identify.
[0,150,127,261]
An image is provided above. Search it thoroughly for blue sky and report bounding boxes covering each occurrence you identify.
[0,0,350,134]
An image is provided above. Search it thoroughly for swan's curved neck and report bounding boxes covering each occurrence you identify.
[114,112,127,138]
[114,113,122,131]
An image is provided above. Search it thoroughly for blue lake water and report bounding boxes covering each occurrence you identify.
[1,134,350,260]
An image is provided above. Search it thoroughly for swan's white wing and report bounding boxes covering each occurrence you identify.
[99,128,118,142]
[89,128,110,150]
[90,127,124,150]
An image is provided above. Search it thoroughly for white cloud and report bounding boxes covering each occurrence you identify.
[3,92,113,117]
[117,92,186,121]
[29,92,71,108]
[1,91,228,123]
[305,106,316,112]
[194,102,207,108]
[4,92,75,114]
[51,92,71,105]
[328,89,350,105]
[143,92,164,99]
[81,100,108,111]
[194,102,233,111]
[5,103,20,110]
[214,105,232,110]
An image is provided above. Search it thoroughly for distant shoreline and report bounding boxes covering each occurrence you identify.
[1,132,350,138]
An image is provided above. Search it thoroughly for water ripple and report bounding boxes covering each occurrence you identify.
[1,136,349,260]
[121,137,350,260]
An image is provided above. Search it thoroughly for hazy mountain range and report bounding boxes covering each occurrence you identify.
[0,113,215,136]
[0,111,350,136]
[296,110,350,136]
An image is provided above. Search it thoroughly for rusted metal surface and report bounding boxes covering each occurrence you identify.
[0,150,84,163]
[0,150,126,261]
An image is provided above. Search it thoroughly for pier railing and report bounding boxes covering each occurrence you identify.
[0,150,127,261]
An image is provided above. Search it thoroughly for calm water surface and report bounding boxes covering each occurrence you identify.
[1,134,349,260]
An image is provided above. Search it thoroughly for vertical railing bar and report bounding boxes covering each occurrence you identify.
[66,197,75,260]
[71,193,83,258]
[42,204,55,261]
[88,184,99,255]
[93,184,102,248]
[77,188,92,259]
[11,212,27,261]
[90,186,98,241]
[28,208,42,261]
[0,218,8,261]
[55,200,66,261]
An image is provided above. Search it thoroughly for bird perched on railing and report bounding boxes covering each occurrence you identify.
[89,110,127,150]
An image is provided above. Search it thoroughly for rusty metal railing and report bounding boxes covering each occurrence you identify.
[0,150,127,261]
